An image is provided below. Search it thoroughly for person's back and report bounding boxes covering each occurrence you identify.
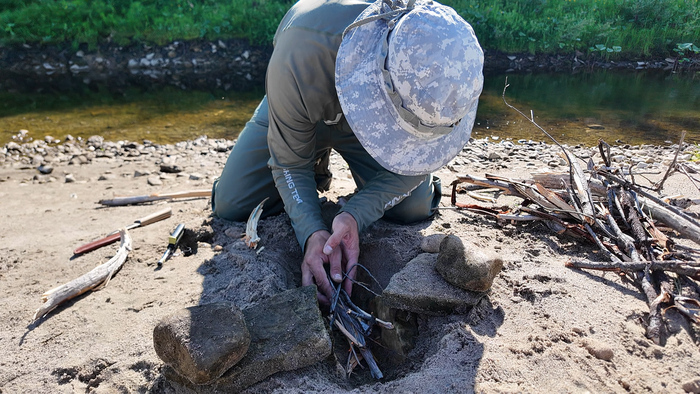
[213,0,484,304]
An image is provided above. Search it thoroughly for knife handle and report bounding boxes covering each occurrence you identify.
[138,207,173,226]
[73,232,121,255]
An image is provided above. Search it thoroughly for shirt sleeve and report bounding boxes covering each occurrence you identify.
[266,28,338,250]
[339,171,429,233]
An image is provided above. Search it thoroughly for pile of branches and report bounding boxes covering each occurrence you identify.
[327,268,393,379]
[450,82,700,344]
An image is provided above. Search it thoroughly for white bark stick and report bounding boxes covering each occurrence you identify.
[33,229,132,322]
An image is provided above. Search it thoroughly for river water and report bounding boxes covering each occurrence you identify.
[1,71,698,147]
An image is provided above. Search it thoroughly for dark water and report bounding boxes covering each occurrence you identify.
[1,71,698,147]
[475,71,700,146]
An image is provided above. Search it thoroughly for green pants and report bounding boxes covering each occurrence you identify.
[211,96,441,223]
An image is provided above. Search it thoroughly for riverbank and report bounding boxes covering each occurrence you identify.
[2,39,699,93]
[1,133,699,393]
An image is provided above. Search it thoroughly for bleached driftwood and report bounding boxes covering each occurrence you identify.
[243,197,269,249]
[640,198,700,247]
[33,229,132,322]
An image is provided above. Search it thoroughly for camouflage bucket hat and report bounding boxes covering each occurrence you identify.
[336,0,484,175]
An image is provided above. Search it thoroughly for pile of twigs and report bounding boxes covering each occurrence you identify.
[449,81,700,344]
[327,267,393,379]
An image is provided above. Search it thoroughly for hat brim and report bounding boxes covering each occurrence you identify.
[335,3,480,176]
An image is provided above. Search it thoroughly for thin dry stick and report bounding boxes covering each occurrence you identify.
[502,79,596,226]
[653,131,686,192]
[677,163,700,192]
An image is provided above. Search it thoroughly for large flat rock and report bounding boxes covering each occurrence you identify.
[164,285,331,392]
[381,253,485,315]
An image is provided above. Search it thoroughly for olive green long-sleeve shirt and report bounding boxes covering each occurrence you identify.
[266,0,428,249]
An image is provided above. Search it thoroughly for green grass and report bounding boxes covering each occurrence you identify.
[1,0,699,57]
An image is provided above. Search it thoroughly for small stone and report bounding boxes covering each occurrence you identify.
[98,173,117,181]
[134,170,150,177]
[436,235,503,292]
[37,165,53,174]
[160,163,183,173]
[682,377,700,393]
[420,233,447,253]
[582,339,614,361]
[189,173,204,181]
[65,174,76,183]
[148,176,163,186]
[213,245,223,252]
[153,302,250,385]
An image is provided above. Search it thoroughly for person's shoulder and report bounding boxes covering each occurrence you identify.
[277,0,372,38]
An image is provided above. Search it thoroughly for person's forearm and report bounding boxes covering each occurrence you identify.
[340,172,429,232]
[271,167,327,249]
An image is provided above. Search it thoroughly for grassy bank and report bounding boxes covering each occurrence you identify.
[1,0,699,58]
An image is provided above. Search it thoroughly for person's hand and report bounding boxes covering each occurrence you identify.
[301,212,360,304]
[302,230,334,305]
[323,212,360,298]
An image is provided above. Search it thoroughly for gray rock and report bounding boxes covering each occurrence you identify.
[682,377,700,394]
[164,286,331,392]
[420,233,447,253]
[37,164,53,174]
[98,173,117,181]
[160,163,183,173]
[382,253,484,316]
[87,135,105,148]
[65,174,76,183]
[147,176,163,186]
[134,169,150,177]
[436,235,503,292]
[153,302,250,385]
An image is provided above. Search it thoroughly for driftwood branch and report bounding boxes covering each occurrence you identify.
[639,197,700,247]
[98,190,211,206]
[32,229,132,322]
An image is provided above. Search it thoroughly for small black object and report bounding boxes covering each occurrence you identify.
[157,223,185,266]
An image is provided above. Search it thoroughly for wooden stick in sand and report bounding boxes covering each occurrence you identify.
[98,190,211,206]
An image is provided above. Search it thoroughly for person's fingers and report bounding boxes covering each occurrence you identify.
[316,291,330,306]
[329,247,343,283]
[323,230,342,256]
[309,257,334,301]
[301,263,313,287]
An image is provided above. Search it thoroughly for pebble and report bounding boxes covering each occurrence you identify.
[65,174,76,183]
[147,176,163,186]
[2,133,698,196]
[37,164,53,174]
[98,173,117,181]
